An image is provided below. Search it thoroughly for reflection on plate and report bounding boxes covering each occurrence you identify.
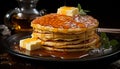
[3,32,120,62]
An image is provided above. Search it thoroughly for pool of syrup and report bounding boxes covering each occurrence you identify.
[13,45,89,59]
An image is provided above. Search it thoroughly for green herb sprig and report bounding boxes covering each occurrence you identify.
[100,32,118,49]
[77,3,90,15]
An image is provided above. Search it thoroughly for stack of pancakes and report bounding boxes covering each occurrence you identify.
[31,13,100,52]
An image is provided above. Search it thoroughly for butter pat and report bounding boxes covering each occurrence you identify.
[57,6,79,16]
[19,38,41,51]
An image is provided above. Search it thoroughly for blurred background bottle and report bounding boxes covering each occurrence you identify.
[4,0,46,34]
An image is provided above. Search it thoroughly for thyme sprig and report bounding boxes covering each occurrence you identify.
[100,32,118,49]
[77,3,90,15]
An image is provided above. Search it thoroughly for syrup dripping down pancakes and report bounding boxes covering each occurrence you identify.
[30,13,100,52]
[20,6,100,52]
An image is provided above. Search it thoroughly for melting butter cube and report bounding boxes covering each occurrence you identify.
[20,38,41,51]
[57,6,79,16]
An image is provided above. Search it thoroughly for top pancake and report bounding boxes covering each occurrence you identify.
[31,13,98,34]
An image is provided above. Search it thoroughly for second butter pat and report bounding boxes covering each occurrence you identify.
[57,6,79,16]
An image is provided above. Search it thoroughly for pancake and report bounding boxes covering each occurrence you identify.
[31,30,95,41]
[41,34,100,52]
[31,13,87,34]
[40,33,99,48]
[42,43,100,52]
[31,13,98,34]
[33,26,96,34]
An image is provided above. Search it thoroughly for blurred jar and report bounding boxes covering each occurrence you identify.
[4,0,46,34]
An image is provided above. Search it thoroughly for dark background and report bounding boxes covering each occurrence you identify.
[0,0,120,28]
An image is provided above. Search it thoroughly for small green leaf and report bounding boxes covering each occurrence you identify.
[100,32,119,49]
[110,40,118,46]
[84,10,90,13]
[77,3,82,11]
[100,32,107,39]
[80,9,87,15]
[77,3,90,15]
